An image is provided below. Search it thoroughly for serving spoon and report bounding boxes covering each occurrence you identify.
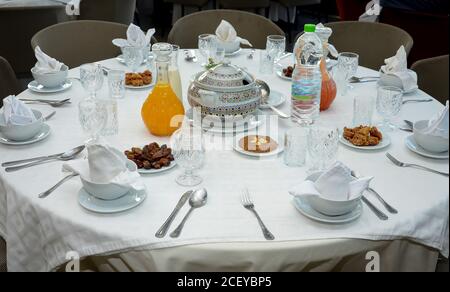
[256,80,290,119]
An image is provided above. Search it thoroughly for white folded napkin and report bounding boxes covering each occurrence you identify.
[63,144,145,191]
[422,100,449,139]
[289,162,373,201]
[0,95,36,126]
[381,46,418,92]
[33,46,65,74]
[113,24,155,48]
[215,20,252,47]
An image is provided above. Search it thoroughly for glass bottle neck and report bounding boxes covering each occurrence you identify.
[156,60,170,84]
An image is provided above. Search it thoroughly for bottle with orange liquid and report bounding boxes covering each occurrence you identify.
[141,43,185,136]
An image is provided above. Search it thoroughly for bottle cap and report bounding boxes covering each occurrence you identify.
[304,24,316,33]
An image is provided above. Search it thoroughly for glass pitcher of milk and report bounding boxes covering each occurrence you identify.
[169,45,183,101]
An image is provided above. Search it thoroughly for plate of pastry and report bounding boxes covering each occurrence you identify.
[124,142,177,174]
[340,126,391,151]
[233,134,284,157]
[125,70,155,89]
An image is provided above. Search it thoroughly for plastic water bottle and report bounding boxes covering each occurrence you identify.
[291,24,323,125]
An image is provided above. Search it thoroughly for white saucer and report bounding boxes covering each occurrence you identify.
[0,124,51,146]
[138,161,177,174]
[260,90,286,109]
[116,54,147,65]
[78,188,146,214]
[225,48,242,57]
[125,81,155,90]
[293,197,362,224]
[233,134,284,158]
[186,109,265,134]
[340,134,391,151]
[405,135,449,159]
[28,80,72,94]
[275,68,292,81]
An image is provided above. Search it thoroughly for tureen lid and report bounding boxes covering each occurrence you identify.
[195,60,254,90]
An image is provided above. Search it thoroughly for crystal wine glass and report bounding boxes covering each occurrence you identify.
[78,97,108,144]
[198,34,216,66]
[123,46,144,73]
[307,125,340,173]
[266,35,286,63]
[336,52,359,94]
[80,63,104,98]
[376,86,403,132]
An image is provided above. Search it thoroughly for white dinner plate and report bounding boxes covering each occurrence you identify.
[260,90,286,109]
[116,54,148,65]
[0,124,51,146]
[405,135,449,160]
[28,80,72,94]
[233,134,284,158]
[339,134,391,151]
[138,161,177,174]
[186,109,265,135]
[225,48,242,57]
[78,188,147,214]
[293,197,363,224]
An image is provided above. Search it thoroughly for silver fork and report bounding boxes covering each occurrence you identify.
[241,189,274,240]
[386,153,449,177]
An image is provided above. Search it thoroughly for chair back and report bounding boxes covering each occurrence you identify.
[0,56,21,108]
[78,0,136,25]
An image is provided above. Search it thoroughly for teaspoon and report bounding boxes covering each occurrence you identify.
[256,80,290,119]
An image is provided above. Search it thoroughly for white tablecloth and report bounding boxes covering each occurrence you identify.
[0,49,448,272]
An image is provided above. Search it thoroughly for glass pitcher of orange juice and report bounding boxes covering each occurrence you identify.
[141,43,185,136]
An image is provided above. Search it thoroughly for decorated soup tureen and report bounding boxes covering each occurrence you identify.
[187,61,261,118]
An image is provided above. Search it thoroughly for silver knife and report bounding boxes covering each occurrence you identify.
[155,190,193,238]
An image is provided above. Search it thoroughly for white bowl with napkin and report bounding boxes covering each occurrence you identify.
[289,162,373,216]
[31,46,68,88]
[0,96,43,141]
[215,20,252,54]
[379,46,418,93]
[112,24,155,59]
[413,101,449,153]
[63,144,146,201]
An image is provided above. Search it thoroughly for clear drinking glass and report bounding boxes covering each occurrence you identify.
[376,86,403,131]
[198,34,216,66]
[266,35,286,63]
[284,126,309,167]
[98,98,119,137]
[108,70,125,99]
[307,125,340,172]
[80,63,104,98]
[212,47,226,64]
[171,128,205,187]
[259,50,275,74]
[353,95,375,126]
[336,52,359,95]
[123,46,144,72]
[78,97,108,143]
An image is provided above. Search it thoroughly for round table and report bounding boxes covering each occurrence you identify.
[0,49,448,272]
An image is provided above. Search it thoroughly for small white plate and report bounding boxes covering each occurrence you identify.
[116,54,147,65]
[233,134,284,158]
[138,162,177,174]
[275,68,292,81]
[225,48,242,57]
[0,124,51,146]
[28,80,72,94]
[339,134,391,151]
[405,135,449,160]
[293,197,362,224]
[78,188,147,214]
[260,90,286,109]
[125,81,155,90]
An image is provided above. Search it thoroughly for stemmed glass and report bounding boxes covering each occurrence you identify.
[123,46,144,72]
[266,35,286,63]
[336,52,359,95]
[80,63,104,98]
[198,34,216,66]
[171,128,205,187]
[376,86,404,132]
[78,97,108,144]
[307,125,340,173]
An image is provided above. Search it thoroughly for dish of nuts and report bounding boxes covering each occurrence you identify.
[124,142,175,173]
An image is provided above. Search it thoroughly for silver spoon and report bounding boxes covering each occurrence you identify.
[38,173,79,199]
[349,76,380,83]
[170,188,208,238]
[256,80,290,119]
[399,120,414,132]
[5,145,85,172]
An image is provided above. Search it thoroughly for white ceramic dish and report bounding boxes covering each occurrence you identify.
[233,134,284,158]
[125,80,155,90]
[0,110,44,141]
[405,135,449,160]
[413,120,449,153]
[138,161,177,174]
[78,188,146,214]
[293,196,363,224]
[216,39,240,54]
[31,65,69,88]
[259,90,286,109]
[0,123,51,146]
[340,134,391,151]
[28,80,72,93]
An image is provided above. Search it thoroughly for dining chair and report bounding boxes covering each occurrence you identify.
[0,236,6,272]
[411,55,449,105]
[164,0,209,17]
[324,21,414,70]
[78,0,137,25]
[218,0,271,13]
[0,5,71,75]
[0,56,22,108]
[168,9,285,49]
[31,20,156,69]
